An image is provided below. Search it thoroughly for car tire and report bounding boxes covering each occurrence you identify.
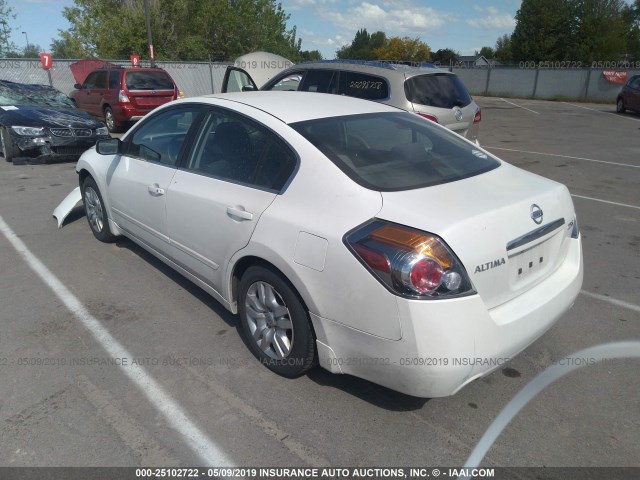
[616,98,626,113]
[104,106,121,133]
[82,176,116,243]
[238,265,317,378]
[1,127,20,162]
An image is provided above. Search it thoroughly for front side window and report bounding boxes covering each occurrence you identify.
[124,107,200,165]
[404,74,472,109]
[292,112,499,191]
[186,109,295,190]
[83,72,102,89]
[268,72,304,91]
[299,70,337,93]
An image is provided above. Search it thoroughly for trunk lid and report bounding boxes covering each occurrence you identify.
[378,163,576,309]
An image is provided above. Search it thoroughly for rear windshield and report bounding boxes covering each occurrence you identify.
[292,112,499,191]
[404,74,472,109]
[125,71,174,91]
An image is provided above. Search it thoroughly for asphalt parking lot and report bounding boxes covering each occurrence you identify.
[0,96,638,474]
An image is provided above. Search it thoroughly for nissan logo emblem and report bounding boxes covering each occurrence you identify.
[530,204,543,224]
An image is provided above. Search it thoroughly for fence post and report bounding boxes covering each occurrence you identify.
[532,66,540,98]
[584,68,592,100]
[208,61,215,94]
[483,66,492,96]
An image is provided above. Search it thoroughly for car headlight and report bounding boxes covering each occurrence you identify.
[11,126,46,136]
[96,127,109,136]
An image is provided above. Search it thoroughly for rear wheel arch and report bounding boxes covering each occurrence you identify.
[231,257,311,312]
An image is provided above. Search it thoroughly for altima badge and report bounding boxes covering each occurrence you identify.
[530,204,543,224]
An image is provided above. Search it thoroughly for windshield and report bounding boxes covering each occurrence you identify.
[125,71,174,90]
[0,81,75,108]
[404,74,472,109]
[292,112,499,191]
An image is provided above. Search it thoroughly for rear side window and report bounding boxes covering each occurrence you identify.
[292,112,498,191]
[405,74,472,109]
[342,72,388,100]
[125,71,175,91]
[108,71,120,90]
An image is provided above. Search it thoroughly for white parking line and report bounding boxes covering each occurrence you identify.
[581,291,640,314]
[485,146,640,169]
[499,98,540,114]
[562,101,640,122]
[571,194,640,210]
[0,214,232,467]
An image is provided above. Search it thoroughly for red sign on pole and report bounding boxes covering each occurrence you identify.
[602,70,628,84]
[39,53,52,70]
[130,55,140,67]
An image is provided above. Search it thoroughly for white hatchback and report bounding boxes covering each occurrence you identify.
[76,92,583,397]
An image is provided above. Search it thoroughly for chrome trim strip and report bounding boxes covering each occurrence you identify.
[507,218,565,252]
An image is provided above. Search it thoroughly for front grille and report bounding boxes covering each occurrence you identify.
[51,146,88,155]
[74,128,92,137]
[50,128,72,137]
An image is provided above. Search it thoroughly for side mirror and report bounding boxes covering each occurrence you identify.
[241,85,257,92]
[74,83,82,89]
[96,138,121,155]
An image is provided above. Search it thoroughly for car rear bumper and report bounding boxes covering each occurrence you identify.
[312,237,583,397]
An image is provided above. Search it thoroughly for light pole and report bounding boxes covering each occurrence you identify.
[143,0,155,67]
[22,31,29,52]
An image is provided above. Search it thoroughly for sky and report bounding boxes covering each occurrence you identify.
[6,0,526,59]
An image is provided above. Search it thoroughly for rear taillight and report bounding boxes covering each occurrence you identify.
[345,220,474,299]
[118,90,130,103]
[474,108,481,124]
[417,113,438,123]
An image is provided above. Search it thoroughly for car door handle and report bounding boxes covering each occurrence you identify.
[148,184,165,196]
[226,206,253,221]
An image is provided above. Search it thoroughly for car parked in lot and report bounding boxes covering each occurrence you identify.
[223,56,482,144]
[0,80,109,164]
[616,74,640,114]
[74,92,582,397]
[70,66,181,133]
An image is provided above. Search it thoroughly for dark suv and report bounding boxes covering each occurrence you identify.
[616,74,640,114]
[70,67,181,132]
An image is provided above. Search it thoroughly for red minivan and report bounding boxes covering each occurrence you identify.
[70,67,181,133]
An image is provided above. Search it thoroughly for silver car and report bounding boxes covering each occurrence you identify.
[223,59,481,144]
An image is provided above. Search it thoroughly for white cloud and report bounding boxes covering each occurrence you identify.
[319,1,455,37]
[466,6,516,30]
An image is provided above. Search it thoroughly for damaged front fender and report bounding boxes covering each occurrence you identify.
[52,187,82,228]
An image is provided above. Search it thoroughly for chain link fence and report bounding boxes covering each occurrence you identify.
[0,58,636,102]
[0,58,232,97]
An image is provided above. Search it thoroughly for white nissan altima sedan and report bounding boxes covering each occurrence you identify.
[76,91,583,397]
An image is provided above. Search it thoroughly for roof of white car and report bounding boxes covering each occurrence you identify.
[197,91,401,124]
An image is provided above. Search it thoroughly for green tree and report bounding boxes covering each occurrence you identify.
[570,0,627,63]
[0,0,18,57]
[431,48,459,66]
[336,29,386,59]
[55,0,302,61]
[511,0,573,61]
[300,50,323,61]
[494,34,513,63]
[622,0,640,59]
[374,36,431,62]
[478,46,494,58]
[22,43,42,58]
